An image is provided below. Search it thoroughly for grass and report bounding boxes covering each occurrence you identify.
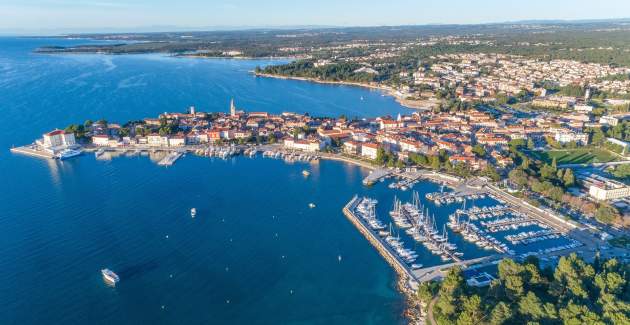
[527,148,619,165]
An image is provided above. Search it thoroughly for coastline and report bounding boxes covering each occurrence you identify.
[253,72,432,111]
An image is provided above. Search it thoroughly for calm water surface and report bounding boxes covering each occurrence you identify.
[0,37,414,324]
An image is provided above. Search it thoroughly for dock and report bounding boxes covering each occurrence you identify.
[342,196,417,284]
[157,151,183,166]
[362,168,392,186]
[10,145,55,159]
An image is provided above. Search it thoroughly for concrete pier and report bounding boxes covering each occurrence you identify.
[362,168,392,186]
[157,151,183,166]
[342,196,417,283]
[10,145,54,159]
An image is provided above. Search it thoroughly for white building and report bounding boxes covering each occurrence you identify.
[554,131,588,145]
[39,129,76,153]
[361,143,379,160]
[283,138,324,152]
[168,136,186,147]
[92,135,110,146]
[581,173,630,201]
[147,134,169,147]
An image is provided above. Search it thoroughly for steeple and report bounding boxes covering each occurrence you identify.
[230,98,236,116]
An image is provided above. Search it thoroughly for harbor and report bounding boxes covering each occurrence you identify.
[341,172,591,285]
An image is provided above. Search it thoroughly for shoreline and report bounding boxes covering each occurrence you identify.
[254,72,432,111]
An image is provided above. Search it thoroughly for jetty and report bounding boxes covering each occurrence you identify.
[342,196,417,286]
[10,145,55,159]
[157,151,183,166]
[362,168,392,186]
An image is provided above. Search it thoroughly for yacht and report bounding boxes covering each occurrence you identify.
[191,208,197,218]
[308,203,316,208]
[101,268,120,285]
[56,148,82,160]
[302,170,311,177]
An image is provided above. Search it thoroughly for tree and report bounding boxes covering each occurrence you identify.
[489,301,513,325]
[375,147,387,165]
[456,295,483,325]
[551,253,595,302]
[595,204,620,225]
[430,155,441,170]
[527,138,535,150]
[518,291,546,321]
[509,169,529,188]
[472,144,486,157]
[563,168,575,187]
[482,164,501,182]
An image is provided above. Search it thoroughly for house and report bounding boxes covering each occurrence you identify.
[361,143,379,160]
[283,138,324,152]
[168,135,186,147]
[343,140,360,155]
[147,134,169,147]
[92,135,110,146]
[42,130,76,149]
[554,131,588,145]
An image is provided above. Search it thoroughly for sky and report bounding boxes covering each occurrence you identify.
[1,0,630,34]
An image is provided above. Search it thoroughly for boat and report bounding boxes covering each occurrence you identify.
[101,268,120,285]
[411,263,423,270]
[302,170,311,177]
[308,203,316,208]
[190,208,197,218]
[56,148,82,160]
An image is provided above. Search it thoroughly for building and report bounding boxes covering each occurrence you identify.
[554,131,588,145]
[361,143,379,160]
[580,173,630,201]
[168,135,186,147]
[42,130,76,148]
[283,138,324,152]
[147,134,169,147]
[39,130,77,153]
[92,135,110,146]
[343,140,360,155]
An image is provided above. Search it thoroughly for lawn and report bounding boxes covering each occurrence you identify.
[528,148,619,165]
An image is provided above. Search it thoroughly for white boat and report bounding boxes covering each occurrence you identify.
[101,268,120,285]
[302,170,311,177]
[191,208,197,217]
[308,203,316,208]
[56,148,82,160]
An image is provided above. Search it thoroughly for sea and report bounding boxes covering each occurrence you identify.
[0,37,571,324]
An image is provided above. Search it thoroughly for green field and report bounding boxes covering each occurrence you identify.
[528,148,619,165]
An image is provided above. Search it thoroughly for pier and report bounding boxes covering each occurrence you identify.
[342,196,417,285]
[10,145,55,159]
[157,151,183,166]
[362,168,392,186]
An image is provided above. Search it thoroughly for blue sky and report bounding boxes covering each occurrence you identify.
[1,0,629,33]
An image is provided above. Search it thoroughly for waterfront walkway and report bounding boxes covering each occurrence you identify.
[362,168,392,185]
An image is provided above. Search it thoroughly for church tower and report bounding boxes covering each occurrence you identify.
[230,98,236,116]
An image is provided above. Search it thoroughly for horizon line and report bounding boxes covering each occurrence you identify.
[2,17,630,37]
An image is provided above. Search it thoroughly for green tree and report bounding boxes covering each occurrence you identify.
[527,138,535,150]
[518,291,546,321]
[472,144,486,157]
[563,168,575,187]
[595,204,620,224]
[489,301,513,325]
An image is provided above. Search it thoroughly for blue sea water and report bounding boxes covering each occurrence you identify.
[0,37,572,324]
[0,37,415,325]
